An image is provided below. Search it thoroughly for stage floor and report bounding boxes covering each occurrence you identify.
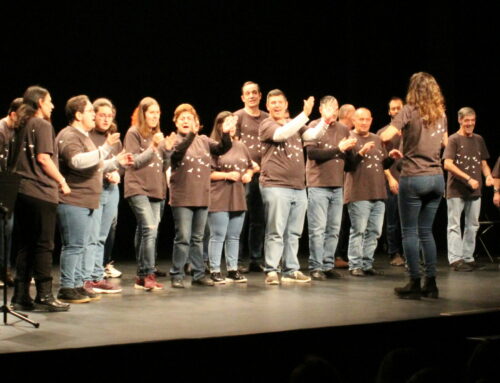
[1,256,500,355]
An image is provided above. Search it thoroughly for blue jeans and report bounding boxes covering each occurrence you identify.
[127,195,164,277]
[260,186,307,275]
[58,204,94,288]
[385,186,403,256]
[347,200,385,270]
[170,206,208,280]
[208,211,246,272]
[86,184,119,281]
[307,187,343,271]
[103,214,118,265]
[398,175,444,279]
[447,197,481,264]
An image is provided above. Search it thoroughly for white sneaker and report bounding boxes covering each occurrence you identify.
[281,271,311,283]
[105,262,122,278]
[265,271,280,285]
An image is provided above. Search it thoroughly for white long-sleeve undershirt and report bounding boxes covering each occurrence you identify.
[272,112,327,142]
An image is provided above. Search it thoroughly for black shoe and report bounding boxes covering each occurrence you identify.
[226,270,247,283]
[450,260,474,272]
[34,279,70,311]
[171,278,185,288]
[324,269,343,279]
[248,262,265,273]
[310,270,326,281]
[364,268,384,276]
[210,272,226,284]
[192,276,215,286]
[58,288,90,304]
[465,261,485,270]
[11,297,35,311]
[394,278,421,300]
[421,276,439,299]
[350,268,365,277]
[34,295,70,312]
[154,266,167,277]
[11,280,35,310]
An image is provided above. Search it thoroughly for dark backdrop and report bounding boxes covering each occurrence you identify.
[2,0,499,260]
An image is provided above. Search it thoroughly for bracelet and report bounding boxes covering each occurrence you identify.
[494,188,500,193]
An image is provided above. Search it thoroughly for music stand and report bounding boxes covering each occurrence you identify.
[0,172,40,328]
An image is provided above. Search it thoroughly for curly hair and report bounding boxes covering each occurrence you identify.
[406,72,446,127]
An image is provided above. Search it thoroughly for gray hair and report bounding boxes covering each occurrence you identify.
[458,107,476,119]
[320,95,338,107]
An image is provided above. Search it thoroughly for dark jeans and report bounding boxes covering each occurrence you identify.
[14,193,57,283]
[385,185,403,256]
[398,175,444,279]
[0,212,14,269]
[239,174,265,264]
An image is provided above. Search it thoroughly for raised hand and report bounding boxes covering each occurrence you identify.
[222,115,238,133]
[164,132,177,150]
[116,151,134,167]
[152,132,165,148]
[106,132,121,146]
[303,96,315,117]
[321,103,337,124]
[360,141,375,156]
[338,137,357,152]
[389,149,403,159]
[105,171,121,184]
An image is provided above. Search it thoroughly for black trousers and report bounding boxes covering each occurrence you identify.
[14,193,57,283]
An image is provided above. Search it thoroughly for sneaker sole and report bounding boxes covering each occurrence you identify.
[226,278,247,283]
[58,297,91,304]
[93,288,123,294]
[265,279,280,285]
[281,277,311,283]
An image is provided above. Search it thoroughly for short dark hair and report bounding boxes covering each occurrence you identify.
[65,95,90,124]
[266,89,286,103]
[241,81,261,94]
[7,98,23,115]
[389,97,404,106]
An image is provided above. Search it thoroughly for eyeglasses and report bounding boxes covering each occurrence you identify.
[96,113,113,119]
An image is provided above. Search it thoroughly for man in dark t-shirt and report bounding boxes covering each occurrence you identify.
[259,89,330,285]
[234,81,268,272]
[345,108,399,276]
[305,96,356,280]
[0,97,22,287]
[443,107,493,271]
[377,97,405,267]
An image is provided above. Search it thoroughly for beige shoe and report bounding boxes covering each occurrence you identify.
[265,271,280,285]
[281,271,311,283]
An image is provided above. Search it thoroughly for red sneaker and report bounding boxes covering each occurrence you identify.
[144,274,164,291]
[91,279,122,294]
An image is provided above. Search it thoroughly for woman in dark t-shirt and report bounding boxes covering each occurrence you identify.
[381,72,448,300]
[124,97,173,291]
[207,111,256,284]
[168,104,232,288]
[11,86,70,312]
